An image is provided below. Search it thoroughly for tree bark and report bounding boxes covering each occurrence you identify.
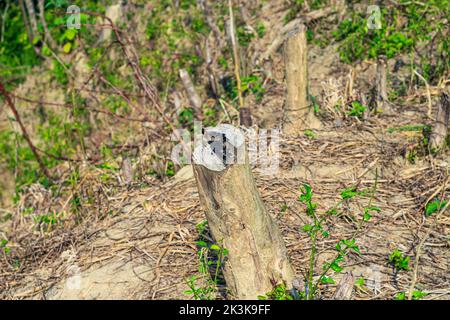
[376,55,392,113]
[430,91,450,152]
[192,126,295,299]
[283,24,320,134]
[239,108,252,127]
[332,271,354,300]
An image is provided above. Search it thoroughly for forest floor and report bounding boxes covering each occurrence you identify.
[0,0,448,300]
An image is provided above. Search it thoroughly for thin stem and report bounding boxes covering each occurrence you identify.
[228,0,244,110]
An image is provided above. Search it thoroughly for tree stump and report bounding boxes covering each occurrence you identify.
[192,125,295,299]
[283,24,321,134]
[375,55,392,114]
[430,91,450,152]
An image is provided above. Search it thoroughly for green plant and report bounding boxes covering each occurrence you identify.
[310,95,320,115]
[425,199,448,217]
[165,161,175,177]
[304,130,316,139]
[0,239,10,254]
[298,174,379,299]
[395,290,428,300]
[333,2,448,83]
[389,248,410,271]
[231,75,266,103]
[355,277,365,288]
[347,101,367,118]
[185,221,229,300]
[258,283,295,300]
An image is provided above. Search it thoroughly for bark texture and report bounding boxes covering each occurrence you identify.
[430,91,450,152]
[283,24,320,134]
[192,129,294,299]
[376,55,392,113]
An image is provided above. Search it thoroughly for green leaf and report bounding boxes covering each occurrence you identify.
[395,292,406,300]
[302,224,313,232]
[330,262,343,273]
[63,42,72,54]
[196,241,208,248]
[320,276,335,284]
[210,244,221,251]
[425,199,448,217]
[355,277,365,287]
[32,36,41,45]
[65,29,78,41]
[340,187,358,200]
[412,290,428,300]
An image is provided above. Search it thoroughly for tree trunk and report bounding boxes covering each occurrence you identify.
[283,24,320,134]
[192,125,295,299]
[430,91,450,152]
[376,55,392,113]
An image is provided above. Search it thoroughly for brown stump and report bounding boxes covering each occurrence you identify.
[192,126,295,299]
[375,55,392,114]
[283,24,320,134]
[430,91,450,152]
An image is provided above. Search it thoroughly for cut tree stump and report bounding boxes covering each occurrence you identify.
[283,24,321,134]
[430,91,450,152]
[192,125,295,299]
[375,55,392,114]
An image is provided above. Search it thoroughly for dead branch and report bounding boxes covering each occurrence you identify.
[179,69,203,117]
[0,81,51,179]
[38,0,56,48]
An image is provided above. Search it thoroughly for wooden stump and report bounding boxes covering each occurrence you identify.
[283,24,320,135]
[375,55,392,114]
[192,125,295,299]
[430,91,450,152]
